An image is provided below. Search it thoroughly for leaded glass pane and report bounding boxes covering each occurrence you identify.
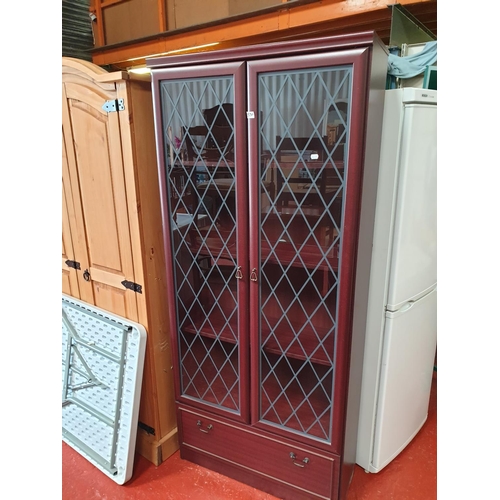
[258,66,352,441]
[160,76,240,412]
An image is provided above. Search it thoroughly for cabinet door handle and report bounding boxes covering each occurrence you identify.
[289,452,309,467]
[83,269,91,282]
[197,420,213,433]
[250,268,258,282]
[235,266,243,279]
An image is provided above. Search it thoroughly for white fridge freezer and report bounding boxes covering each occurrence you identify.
[355,88,437,473]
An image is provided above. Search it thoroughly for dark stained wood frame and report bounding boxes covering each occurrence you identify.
[246,46,370,456]
[149,30,387,500]
[151,61,250,424]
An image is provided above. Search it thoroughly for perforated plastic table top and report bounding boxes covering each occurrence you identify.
[62,294,147,485]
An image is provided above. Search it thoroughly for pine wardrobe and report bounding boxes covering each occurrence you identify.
[147,31,388,499]
[62,58,178,465]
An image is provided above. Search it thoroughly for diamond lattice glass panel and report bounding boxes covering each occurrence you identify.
[160,77,240,412]
[257,66,352,442]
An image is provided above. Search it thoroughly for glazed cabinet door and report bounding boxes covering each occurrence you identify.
[247,49,371,451]
[154,63,249,421]
[62,77,139,321]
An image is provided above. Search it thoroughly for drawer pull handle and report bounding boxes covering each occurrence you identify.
[290,452,309,467]
[197,420,213,433]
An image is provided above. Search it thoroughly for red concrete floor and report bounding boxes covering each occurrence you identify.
[62,373,436,500]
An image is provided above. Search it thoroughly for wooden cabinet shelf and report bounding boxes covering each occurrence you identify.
[186,227,237,261]
[182,315,334,365]
[261,241,339,271]
[181,310,239,346]
[260,352,333,439]
[179,335,240,411]
[261,320,334,366]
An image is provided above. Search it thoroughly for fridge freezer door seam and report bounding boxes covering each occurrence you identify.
[386,284,437,314]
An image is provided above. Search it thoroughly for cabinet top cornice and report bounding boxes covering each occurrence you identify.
[146,30,385,69]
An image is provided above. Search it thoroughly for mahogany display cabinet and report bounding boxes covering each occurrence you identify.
[147,31,388,499]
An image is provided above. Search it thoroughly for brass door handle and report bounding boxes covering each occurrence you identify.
[290,452,309,467]
[197,420,213,433]
[250,268,258,282]
[235,266,243,279]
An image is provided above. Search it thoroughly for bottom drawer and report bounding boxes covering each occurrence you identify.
[179,407,339,499]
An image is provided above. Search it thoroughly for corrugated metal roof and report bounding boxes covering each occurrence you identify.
[62,0,93,61]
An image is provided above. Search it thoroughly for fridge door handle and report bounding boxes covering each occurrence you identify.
[386,301,415,318]
[399,301,415,313]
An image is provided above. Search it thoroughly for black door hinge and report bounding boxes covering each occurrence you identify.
[138,421,155,435]
[65,260,81,270]
[121,280,142,294]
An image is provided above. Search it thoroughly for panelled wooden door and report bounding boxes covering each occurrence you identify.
[154,62,250,421]
[62,130,81,298]
[62,75,139,321]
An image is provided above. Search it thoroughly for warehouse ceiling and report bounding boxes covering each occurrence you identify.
[62,1,438,69]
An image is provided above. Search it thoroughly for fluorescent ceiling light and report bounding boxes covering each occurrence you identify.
[165,42,219,55]
[127,42,220,62]
[128,67,151,75]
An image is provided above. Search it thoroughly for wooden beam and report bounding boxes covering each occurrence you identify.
[157,0,167,32]
[89,0,105,46]
[100,0,128,7]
